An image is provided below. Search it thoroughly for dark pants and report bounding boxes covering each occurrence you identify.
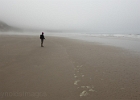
[41,39,44,47]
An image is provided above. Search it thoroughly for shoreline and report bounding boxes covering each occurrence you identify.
[1,33,140,53]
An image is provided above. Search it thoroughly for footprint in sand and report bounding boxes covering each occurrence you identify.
[73,65,96,97]
[80,90,89,97]
[74,80,80,85]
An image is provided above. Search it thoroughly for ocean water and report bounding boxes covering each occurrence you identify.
[70,34,140,53]
[45,32,140,53]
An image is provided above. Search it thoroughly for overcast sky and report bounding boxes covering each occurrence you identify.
[0,0,140,33]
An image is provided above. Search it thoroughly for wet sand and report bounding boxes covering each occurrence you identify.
[0,35,140,100]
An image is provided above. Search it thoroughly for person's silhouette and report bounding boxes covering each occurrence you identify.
[40,32,45,47]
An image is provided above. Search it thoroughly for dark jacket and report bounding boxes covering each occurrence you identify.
[40,34,45,39]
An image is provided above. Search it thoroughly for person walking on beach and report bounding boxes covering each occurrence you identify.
[40,32,45,47]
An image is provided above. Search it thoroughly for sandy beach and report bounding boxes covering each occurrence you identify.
[0,35,140,100]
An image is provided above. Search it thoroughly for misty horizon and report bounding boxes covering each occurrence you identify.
[0,0,140,33]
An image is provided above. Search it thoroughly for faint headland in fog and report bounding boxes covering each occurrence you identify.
[0,20,22,32]
[0,20,45,33]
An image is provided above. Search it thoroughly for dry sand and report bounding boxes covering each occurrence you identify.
[0,35,140,100]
